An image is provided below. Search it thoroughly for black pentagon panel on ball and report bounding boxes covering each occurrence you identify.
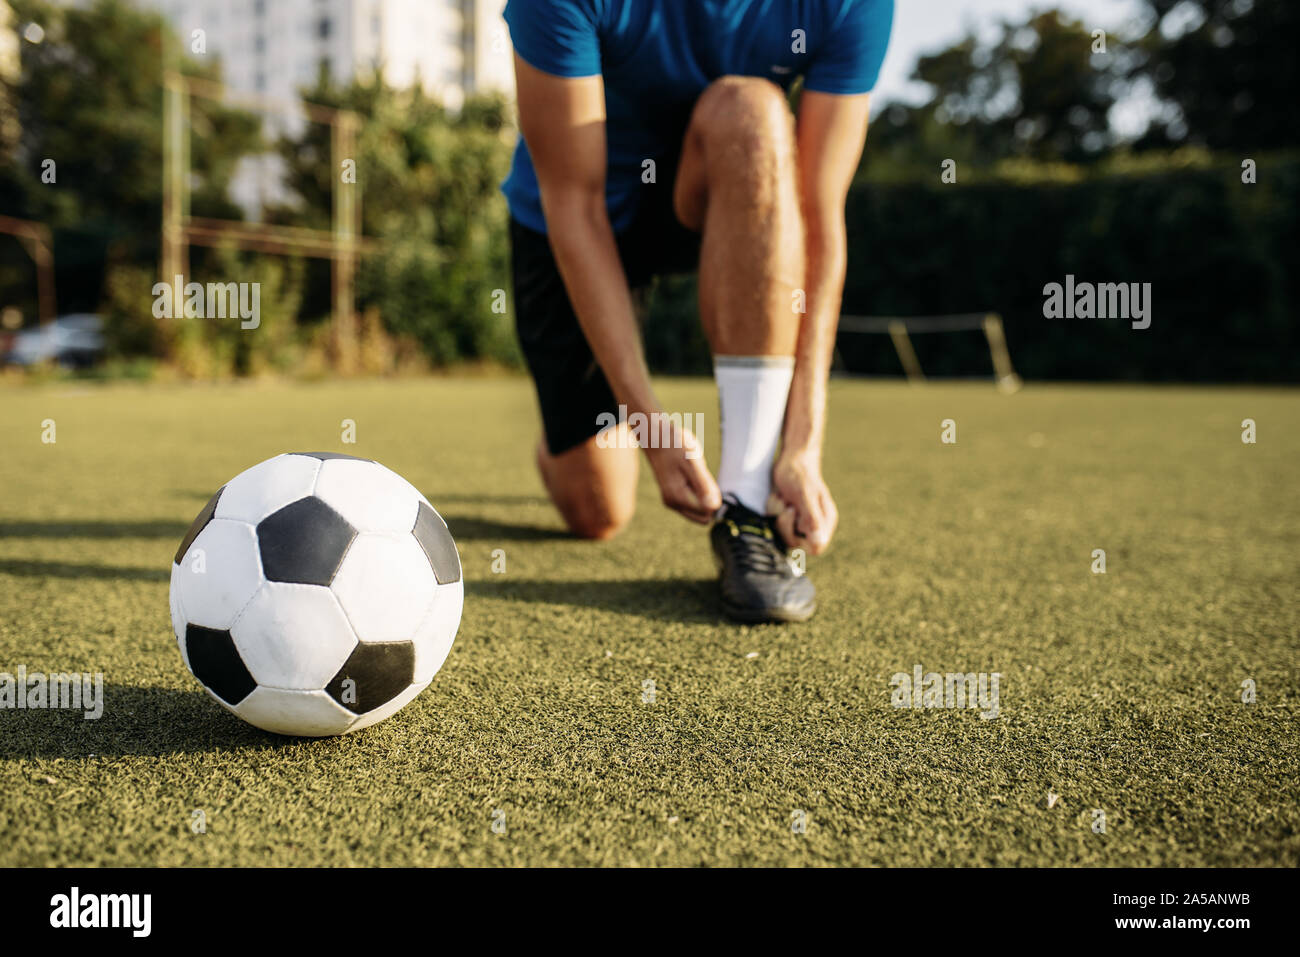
[174,486,225,565]
[185,624,257,705]
[257,496,357,585]
[412,501,461,585]
[291,451,372,462]
[326,642,416,715]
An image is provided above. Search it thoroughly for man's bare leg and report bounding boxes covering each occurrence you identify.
[672,75,816,622]
[535,423,638,540]
[534,77,805,568]
[674,76,805,358]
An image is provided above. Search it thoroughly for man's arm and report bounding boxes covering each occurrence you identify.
[514,55,653,413]
[514,54,720,522]
[772,89,871,553]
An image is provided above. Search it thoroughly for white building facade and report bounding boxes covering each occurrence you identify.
[139,0,514,215]
[147,0,513,109]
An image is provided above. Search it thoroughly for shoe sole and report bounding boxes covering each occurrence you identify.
[721,597,818,624]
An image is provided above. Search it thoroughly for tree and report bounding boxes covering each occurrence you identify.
[1130,0,1300,151]
[1,0,261,315]
[866,10,1130,174]
[269,74,518,366]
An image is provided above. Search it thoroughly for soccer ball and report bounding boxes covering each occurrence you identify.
[169,452,463,736]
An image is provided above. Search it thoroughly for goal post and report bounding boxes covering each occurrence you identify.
[0,215,56,325]
[161,50,373,331]
[836,312,1023,393]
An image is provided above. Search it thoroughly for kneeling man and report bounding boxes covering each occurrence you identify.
[503,0,894,621]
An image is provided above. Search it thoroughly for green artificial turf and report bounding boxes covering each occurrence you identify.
[0,376,1296,866]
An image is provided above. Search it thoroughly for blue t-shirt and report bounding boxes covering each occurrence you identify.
[502,0,894,234]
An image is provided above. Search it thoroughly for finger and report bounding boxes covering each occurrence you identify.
[789,482,826,544]
[679,505,714,524]
[804,489,834,551]
[676,494,717,522]
[667,477,715,524]
[786,496,829,556]
[687,461,722,514]
[796,524,826,556]
[774,507,802,549]
[816,488,838,545]
[764,490,788,517]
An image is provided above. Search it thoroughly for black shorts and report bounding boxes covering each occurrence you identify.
[510,195,700,455]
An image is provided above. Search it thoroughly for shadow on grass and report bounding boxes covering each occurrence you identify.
[0,520,189,539]
[467,576,720,623]
[0,508,561,546]
[441,514,569,542]
[0,559,168,582]
[429,493,552,507]
[0,685,307,760]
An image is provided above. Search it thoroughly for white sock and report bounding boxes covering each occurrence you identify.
[714,355,794,514]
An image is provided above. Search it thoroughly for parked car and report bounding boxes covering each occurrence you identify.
[1,314,105,369]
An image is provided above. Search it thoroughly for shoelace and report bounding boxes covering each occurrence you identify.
[718,498,786,574]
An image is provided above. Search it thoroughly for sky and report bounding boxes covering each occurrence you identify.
[873,0,1148,107]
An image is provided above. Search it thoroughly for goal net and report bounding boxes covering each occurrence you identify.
[834,312,1022,393]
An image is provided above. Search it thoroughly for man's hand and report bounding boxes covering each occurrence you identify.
[770,449,838,555]
[644,422,721,524]
[764,90,868,558]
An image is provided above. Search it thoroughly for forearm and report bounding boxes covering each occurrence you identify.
[543,192,660,417]
[784,214,847,458]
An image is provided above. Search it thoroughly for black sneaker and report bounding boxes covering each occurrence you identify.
[710,496,816,623]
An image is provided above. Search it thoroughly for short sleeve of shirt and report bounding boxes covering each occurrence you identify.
[504,0,604,78]
[804,0,894,95]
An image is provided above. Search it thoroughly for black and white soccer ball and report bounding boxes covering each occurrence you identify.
[169,452,463,736]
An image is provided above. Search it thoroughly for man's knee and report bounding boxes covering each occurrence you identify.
[690,75,795,158]
[536,432,638,541]
[676,75,796,228]
[561,494,634,541]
